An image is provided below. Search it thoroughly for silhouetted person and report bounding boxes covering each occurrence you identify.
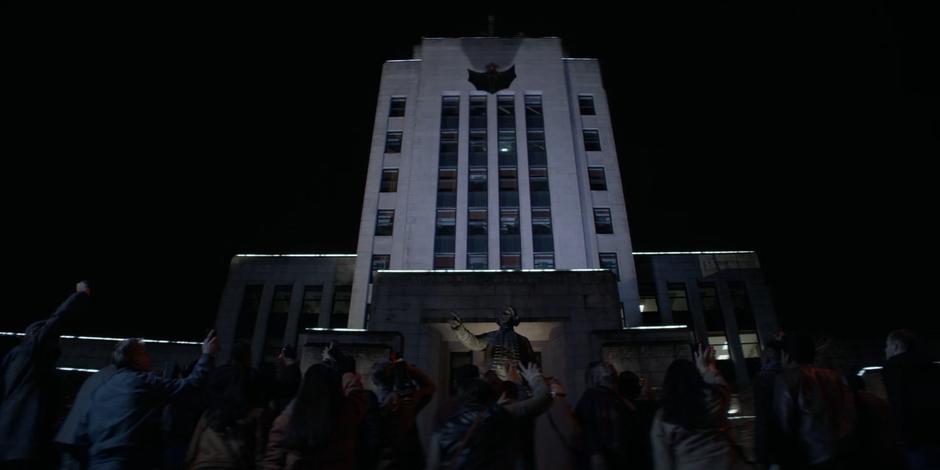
[371,359,436,470]
[534,377,581,470]
[845,374,904,469]
[85,331,218,469]
[753,339,784,469]
[651,346,737,470]
[575,361,630,470]
[55,364,117,470]
[427,362,550,470]
[619,370,657,470]
[772,333,856,469]
[263,360,369,470]
[186,352,268,470]
[882,329,940,470]
[0,281,91,469]
[274,345,301,414]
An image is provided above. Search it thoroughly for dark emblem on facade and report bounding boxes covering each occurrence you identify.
[467,63,516,94]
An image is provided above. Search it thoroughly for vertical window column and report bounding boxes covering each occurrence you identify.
[467,96,488,268]
[525,95,554,268]
[434,96,460,269]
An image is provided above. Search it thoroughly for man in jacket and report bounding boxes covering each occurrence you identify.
[0,281,91,469]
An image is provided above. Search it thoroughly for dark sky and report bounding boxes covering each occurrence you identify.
[5,4,937,341]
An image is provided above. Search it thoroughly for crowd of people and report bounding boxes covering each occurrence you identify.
[1,283,938,470]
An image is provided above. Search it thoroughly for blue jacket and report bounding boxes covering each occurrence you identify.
[86,353,212,460]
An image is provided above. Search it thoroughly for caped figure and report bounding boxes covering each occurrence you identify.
[448,306,537,381]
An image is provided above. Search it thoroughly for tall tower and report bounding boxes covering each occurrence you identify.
[349,37,640,327]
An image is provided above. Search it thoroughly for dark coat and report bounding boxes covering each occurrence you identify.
[0,291,90,461]
[85,353,213,466]
[56,365,118,446]
[882,350,940,447]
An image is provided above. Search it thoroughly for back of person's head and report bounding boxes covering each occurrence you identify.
[764,339,783,363]
[619,370,641,400]
[231,341,252,367]
[887,329,919,354]
[112,338,144,368]
[206,364,253,431]
[661,359,707,428]
[585,361,617,390]
[286,364,342,450]
[782,333,816,365]
[281,344,297,361]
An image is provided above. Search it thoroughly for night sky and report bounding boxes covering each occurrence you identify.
[5,4,937,342]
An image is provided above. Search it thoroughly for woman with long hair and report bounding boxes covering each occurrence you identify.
[263,350,368,470]
[651,345,737,470]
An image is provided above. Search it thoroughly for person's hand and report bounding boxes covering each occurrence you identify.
[202,330,219,355]
[322,342,334,363]
[448,313,462,330]
[694,344,716,375]
[517,361,542,384]
[76,281,91,296]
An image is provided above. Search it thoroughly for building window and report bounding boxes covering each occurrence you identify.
[469,95,487,130]
[441,96,460,130]
[389,97,406,117]
[497,95,515,130]
[583,130,601,151]
[498,130,517,166]
[468,209,488,260]
[439,130,458,168]
[532,207,554,254]
[533,253,554,269]
[434,209,456,267]
[588,166,607,191]
[527,130,547,166]
[579,95,596,115]
[529,167,551,208]
[499,168,519,208]
[235,285,262,342]
[593,208,613,234]
[299,285,322,331]
[499,208,521,268]
[467,253,488,269]
[469,130,487,167]
[699,282,725,331]
[468,168,487,208]
[434,254,455,269]
[728,281,756,330]
[437,168,458,208]
[667,282,691,327]
[375,210,394,236]
[263,285,292,361]
[525,95,544,130]
[380,169,399,192]
[385,131,403,153]
[599,253,620,281]
[330,286,351,328]
[371,254,390,282]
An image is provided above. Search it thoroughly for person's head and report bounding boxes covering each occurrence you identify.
[585,361,618,391]
[885,329,917,359]
[661,359,707,428]
[287,364,343,450]
[618,370,641,400]
[763,339,783,366]
[371,361,395,394]
[781,333,815,368]
[206,364,256,431]
[231,341,252,368]
[279,344,297,363]
[546,377,567,398]
[112,338,151,371]
[496,306,520,328]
